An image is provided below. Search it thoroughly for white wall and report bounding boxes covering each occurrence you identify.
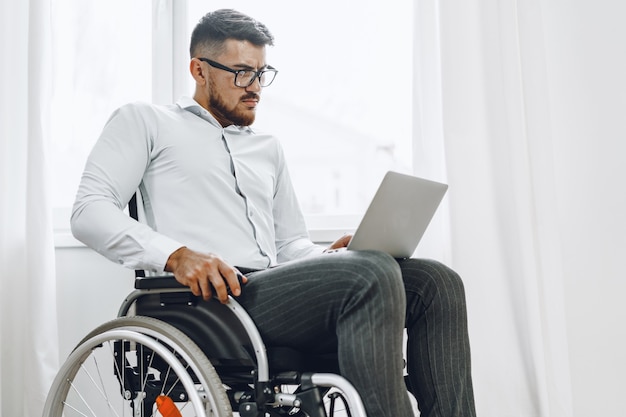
[55,246,134,359]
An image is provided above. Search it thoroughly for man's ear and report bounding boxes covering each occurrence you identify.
[189,58,207,85]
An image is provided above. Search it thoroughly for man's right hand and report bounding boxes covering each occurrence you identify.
[164,247,246,303]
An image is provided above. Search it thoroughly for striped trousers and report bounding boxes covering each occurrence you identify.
[237,250,476,417]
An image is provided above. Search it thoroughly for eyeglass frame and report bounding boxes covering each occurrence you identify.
[197,57,278,88]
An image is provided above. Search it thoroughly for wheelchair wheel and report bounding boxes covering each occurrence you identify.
[43,316,231,417]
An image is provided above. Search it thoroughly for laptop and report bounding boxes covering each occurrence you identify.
[343,171,448,258]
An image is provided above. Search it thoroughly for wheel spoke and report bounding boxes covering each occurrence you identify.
[43,317,230,417]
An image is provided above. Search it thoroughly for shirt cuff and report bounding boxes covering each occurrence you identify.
[277,238,325,263]
[144,234,186,273]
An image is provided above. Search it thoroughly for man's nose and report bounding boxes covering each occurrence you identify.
[245,76,262,93]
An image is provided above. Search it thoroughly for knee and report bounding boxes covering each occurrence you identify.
[348,250,406,305]
[402,258,468,313]
[355,249,402,279]
[433,259,465,294]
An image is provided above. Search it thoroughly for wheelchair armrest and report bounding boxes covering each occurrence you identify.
[135,275,186,290]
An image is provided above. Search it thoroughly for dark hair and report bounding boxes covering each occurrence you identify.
[189,9,274,58]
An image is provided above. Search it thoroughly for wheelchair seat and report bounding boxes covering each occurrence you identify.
[131,275,341,376]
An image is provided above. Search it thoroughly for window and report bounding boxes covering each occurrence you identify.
[50,0,414,235]
[186,1,414,215]
[50,0,152,209]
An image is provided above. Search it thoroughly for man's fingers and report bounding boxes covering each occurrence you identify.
[220,267,244,297]
[198,276,213,301]
[187,270,237,303]
[167,248,243,302]
[209,272,229,303]
[327,233,353,250]
[188,280,202,298]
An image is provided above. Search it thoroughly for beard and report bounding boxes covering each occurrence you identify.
[208,78,258,127]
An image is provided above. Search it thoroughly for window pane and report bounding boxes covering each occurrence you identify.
[186,2,414,214]
[49,0,152,208]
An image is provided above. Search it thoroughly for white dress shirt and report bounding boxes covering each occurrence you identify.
[71,96,324,272]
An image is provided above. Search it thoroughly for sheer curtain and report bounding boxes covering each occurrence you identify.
[0,1,59,416]
[415,1,573,416]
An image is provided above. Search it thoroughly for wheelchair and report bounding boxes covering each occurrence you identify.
[43,271,368,417]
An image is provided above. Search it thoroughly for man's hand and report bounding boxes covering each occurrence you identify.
[327,234,353,251]
[164,247,247,303]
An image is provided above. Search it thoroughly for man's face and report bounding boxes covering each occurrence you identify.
[199,39,267,127]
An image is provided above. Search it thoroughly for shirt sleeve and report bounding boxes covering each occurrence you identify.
[70,103,183,272]
[272,143,325,263]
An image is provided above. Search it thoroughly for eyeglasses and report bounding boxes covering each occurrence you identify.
[198,58,278,88]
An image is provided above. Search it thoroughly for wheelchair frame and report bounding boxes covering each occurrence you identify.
[118,278,367,417]
[43,276,368,417]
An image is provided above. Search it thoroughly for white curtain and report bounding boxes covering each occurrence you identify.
[415,1,574,416]
[0,1,59,416]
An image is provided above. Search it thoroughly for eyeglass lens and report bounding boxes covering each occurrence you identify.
[236,70,276,88]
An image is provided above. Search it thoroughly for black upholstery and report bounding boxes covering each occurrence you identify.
[133,276,341,379]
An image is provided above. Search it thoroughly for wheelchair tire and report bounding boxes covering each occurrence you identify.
[43,316,232,417]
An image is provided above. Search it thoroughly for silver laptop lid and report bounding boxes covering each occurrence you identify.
[347,171,448,258]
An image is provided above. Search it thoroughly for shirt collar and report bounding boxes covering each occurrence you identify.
[176,96,255,134]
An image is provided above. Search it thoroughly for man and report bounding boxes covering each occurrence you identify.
[72,9,476,417]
